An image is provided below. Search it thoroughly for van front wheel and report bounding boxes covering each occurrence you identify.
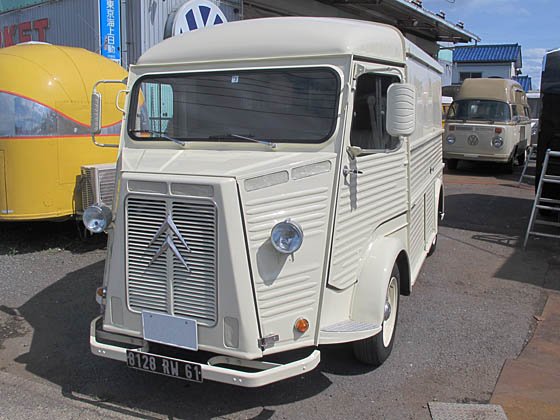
[353,265,400,367]
[446,159,458,170]
[502,157,515,174]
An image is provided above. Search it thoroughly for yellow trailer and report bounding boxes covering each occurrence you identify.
[0,43,126,221]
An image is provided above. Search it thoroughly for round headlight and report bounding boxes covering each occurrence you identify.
[271,220,303,254]
[446,135,456,144]
[83,205,113,233]
[492,136,504,148]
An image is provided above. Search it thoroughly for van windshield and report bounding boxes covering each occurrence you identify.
[447,100,511,122]
[128,68,340,143]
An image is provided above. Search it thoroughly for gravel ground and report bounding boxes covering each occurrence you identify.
[0,162,558,420]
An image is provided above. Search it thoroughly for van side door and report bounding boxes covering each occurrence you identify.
[328,65,408,290]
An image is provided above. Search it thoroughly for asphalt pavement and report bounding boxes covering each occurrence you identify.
[0,160,558,419]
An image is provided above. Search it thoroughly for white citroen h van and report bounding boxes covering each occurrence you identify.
[443,78,531,172]
[84,17,444,387]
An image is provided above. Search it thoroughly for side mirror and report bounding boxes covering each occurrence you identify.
[91,91,102,135]
[386,83,416,137]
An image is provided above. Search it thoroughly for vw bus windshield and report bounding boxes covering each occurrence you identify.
[447,100,511,123]
[128,68,340,143]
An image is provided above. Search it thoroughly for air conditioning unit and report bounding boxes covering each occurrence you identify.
[81,163,117,211]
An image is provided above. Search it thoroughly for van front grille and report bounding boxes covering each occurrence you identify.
[126,196,218,326]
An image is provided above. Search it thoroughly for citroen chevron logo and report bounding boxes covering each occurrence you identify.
[148,215,191,271]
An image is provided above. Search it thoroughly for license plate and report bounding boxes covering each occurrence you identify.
[142,311,198,351]
[126,350,203,383]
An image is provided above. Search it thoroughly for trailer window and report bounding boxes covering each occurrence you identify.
[350,73,400,151]
[129,68,340,143]
[0,91,121,137]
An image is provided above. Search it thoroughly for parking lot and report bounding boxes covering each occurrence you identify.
[1,163,559,420]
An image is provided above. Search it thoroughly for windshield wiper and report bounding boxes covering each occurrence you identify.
[131,130,185,146]
[209,133,276,149]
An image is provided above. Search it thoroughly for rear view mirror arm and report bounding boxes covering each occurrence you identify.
[91,79,128,148]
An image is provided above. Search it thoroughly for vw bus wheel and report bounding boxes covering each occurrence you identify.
[502,157,514,174]
[517,148,528,166]
[353,265,400,367]
[446,159,458,170]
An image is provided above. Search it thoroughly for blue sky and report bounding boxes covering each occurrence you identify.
[421,0,559,90]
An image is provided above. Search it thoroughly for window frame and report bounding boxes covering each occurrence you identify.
[348,71,403,155]
[127,66,342,145]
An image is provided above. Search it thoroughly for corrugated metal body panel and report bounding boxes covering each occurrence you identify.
[240,161,336,349]
[329,151,408,290]
[244,184,328,322]
[453,44,521,63]
[125,0,242,65]
[408,194,424,268]
[409,135,442,203]
[0,0,98,52]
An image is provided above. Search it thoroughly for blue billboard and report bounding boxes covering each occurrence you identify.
[99,0,121,64]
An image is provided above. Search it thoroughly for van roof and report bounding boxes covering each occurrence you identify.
[136,17,407,66]
[456,78,526,103]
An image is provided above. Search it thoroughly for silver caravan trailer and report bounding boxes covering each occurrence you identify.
[85,17,444,387]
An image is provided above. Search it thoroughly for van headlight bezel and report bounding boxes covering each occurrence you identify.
[492,136,504,148]
[83,204,113,233]
[270,220,304,254]
[446,135,456,144]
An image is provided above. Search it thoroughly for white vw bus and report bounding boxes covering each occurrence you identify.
[443,78,531,172]
[85,17,444,387]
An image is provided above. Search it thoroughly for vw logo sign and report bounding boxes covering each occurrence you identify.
[467,134,479,146]
[169,0,227,36]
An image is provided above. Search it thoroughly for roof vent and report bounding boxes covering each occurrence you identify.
[456,21,464,28]
[411,0,423,7]
[437,11,446,19]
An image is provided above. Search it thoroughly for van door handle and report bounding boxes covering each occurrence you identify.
[343,166,363,177]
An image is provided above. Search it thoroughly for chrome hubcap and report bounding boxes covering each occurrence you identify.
[382,276,398,347]
[384,301,391,321]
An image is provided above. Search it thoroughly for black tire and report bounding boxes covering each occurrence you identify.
[446,159,458,170]
[427,233,437,256]
[502,158,514,174]
[517,148,528,166]
[353,264,400,367]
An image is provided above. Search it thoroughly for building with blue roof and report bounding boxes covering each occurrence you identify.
[451,44,523,85]
[513,75,533,92]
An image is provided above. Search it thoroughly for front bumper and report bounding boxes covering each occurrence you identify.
[443,151,511,163]
[90,316,320,387]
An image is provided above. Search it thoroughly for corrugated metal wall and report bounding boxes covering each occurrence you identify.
[0,0,99,52]
[125,0,242,66]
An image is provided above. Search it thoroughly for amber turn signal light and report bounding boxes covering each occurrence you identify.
[295,318,309,333]
[495,127,503,134]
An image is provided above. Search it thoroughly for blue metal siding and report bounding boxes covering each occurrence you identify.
[454,44,521,63]
[514,76,533,92]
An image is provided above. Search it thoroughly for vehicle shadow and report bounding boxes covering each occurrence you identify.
[444,159,523,182]
[3,260,342,419]
[0,221,107,256]
[442,192,560,291]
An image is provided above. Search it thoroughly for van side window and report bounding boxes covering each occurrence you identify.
[350,73,400,151]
